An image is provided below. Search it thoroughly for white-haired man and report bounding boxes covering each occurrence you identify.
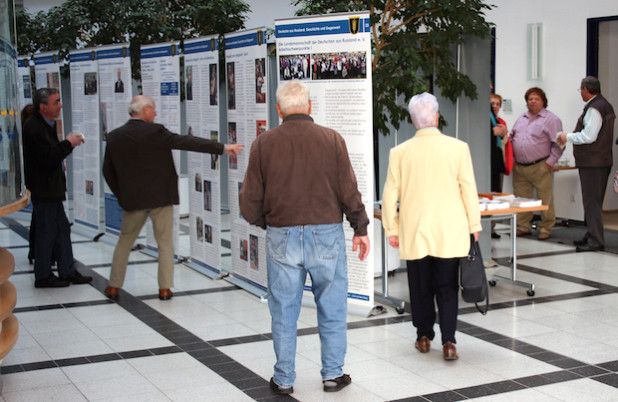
[239,80,370,395]
[382,93,481,361]
[103,95,244,300]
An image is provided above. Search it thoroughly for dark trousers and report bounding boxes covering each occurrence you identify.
[579,166,611,247]
[32,200,75,280]
[407,256,459,345]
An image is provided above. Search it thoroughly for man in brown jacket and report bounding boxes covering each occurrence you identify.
[239,80,369,395]
[102,95,244,300]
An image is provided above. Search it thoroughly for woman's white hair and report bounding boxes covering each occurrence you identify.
[408,92,439,129]
[128,96,155,116]
[276,79,310,116]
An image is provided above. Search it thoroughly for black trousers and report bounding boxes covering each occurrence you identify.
[406,256,459,345]
[32,200,75,280]
[579,166,611,247]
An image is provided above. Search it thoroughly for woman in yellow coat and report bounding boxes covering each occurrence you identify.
[382,92,481,360]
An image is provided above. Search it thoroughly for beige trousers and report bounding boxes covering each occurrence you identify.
[109,205,174,289]
[512,162,555,235]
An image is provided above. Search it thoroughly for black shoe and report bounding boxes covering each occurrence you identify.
[491,232,501,239]
[60,270,93,284]
[270,377,293,395]
[35,274,70,288]
[573,238,588,246]
[323,374,351,392]
[576,243,604,252]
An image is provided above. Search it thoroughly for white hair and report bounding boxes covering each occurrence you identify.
[408,92,439,129]
[128,96,154,116]
[276,79,310,116]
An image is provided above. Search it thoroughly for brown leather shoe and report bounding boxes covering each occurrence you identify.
[159,288,173,300]
[104,286,119,300]
[538,232,550,240]
[516,229,531,236]
[415,336,431,353]
[443,341,458,360]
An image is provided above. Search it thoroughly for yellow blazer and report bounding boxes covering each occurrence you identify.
[382,128,482,260]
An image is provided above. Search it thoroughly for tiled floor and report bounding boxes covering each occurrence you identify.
[2,212,618,401]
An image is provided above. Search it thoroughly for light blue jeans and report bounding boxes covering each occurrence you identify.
[267,223,348,388]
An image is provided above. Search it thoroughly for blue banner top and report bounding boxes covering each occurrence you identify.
[276,17,370,38]
[96,47,128,60]
[184,38,218,54]
[34,53,58,65]
[225,31,265,49]
[18,57,29,68]
[141,44,179,59]
[70,51,95,62]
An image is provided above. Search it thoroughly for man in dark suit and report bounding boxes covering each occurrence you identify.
[114,69,124,93]
[23,88,92,288]
[102,95,244,300]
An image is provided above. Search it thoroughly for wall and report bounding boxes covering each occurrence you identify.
[486,0,618,218]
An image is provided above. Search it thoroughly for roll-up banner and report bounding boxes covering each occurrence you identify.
[69,48,102,234]
[183,36,224,277]
[225,28,269,298]
[275,12,375,315]
[97,44,132,238]
[140,42,182,259]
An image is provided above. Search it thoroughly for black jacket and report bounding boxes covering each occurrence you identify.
[103,119,224,211]
[22,111,73,202]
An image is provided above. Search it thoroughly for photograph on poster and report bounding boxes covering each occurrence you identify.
[205,224,213,244]
[85,180,94,195]
[226,62,235,109]
[196,216,204,241]
[209,64,218,105]
[194,173,202,192]
[84,72,98,95]
[100,103,108,137]
[311,52,367,80]
[279,54,310,80]
[240,239,248,261]
[250,234,259,270]
[114,68,124,93]
[203,180,212,211]
[228,122,237,170]
[256,120,266,138]
[22,76,32,98]
[255,58,266,103]
[187,126,194,136]
[211,154,219,171]
[46,72,60,89]
[186,65,193,100]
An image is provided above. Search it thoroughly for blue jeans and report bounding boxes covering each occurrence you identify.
[267,223,348,388]
[32,200,75,280]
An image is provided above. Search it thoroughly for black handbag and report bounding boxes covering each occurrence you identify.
[459,235,489,314]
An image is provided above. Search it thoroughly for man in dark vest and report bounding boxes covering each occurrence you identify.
[558,76,616,252]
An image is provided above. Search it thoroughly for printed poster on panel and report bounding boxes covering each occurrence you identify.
[33,51,64,140]
[184,36,223,275]
[97,44,132,237]
[140,42,182,257]
[275,13,374,312]
[69,48,101,232]
[225,28,269,293]
[17,56,32,109]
